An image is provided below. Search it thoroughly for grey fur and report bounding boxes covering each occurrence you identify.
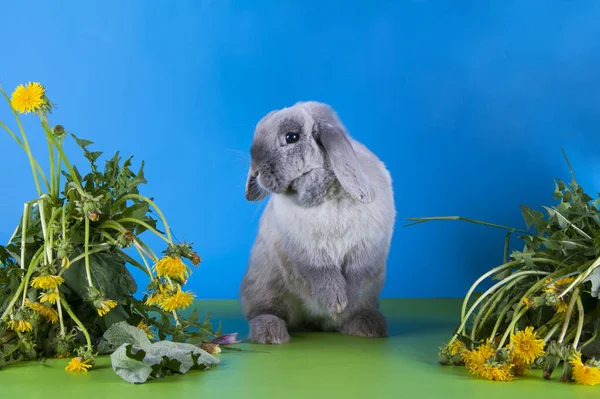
[241,101,396,344]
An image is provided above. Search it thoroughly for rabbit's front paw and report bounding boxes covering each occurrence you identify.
[248,314,291,344]
[313,278,348,317]
[342,309,388,338]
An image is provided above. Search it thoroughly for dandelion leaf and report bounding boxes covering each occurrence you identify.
[584,268,600,298]
[110,341,219,384]
[99,321,152,354]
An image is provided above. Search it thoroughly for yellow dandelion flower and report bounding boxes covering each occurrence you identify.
[555,276,576,286]
[154,256,191,280]
[448,340,465,356]
[26,300,59,323]
[510,326,545,364]
[41,307,59,323]
[65,357,93,373]
[461,340,496,377]
[544,276,576,294]
[159,285,195,312]
[7,319,33,333]
[10,82,46,114]
[96,299,118,317]
[510,351,532,376]
[480,363,514,382]
[31,275,64,290]
[521,297,534,309]
[39,291,60,305]
[555,300,569,313]
[543,279,557,294]
[137,321,154,339]
[145,292,163,306]
[144,285,167,306]
[570,352,600,386]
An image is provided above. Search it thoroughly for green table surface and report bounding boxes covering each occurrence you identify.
[0,298,595,398]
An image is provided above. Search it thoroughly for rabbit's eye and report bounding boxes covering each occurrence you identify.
[285,132,300,144]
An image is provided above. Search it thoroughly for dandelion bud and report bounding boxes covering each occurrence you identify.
[55,339,70,358]
[532,296,547,308]
[450,354,464,366]
[544,291,559,306]
[87,211,100,222]
[201,342,222,355]
[52,124,65,136]
[560,360,574,382]
[191,252,201,266]
[124,230,135,242]
[19,339,37,360]
[543,354,560,379]
[438,350,451,365]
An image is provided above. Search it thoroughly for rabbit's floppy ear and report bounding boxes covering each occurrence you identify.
[245,163,269,201]
[303,103,375,204]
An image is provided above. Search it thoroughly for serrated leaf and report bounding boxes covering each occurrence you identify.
[86,151,103,164]
[521,205,547,233]
[120,202,149,220]
[71,133,94,149]
[189,309,199,324]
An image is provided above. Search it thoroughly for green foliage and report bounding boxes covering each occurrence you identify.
[409,151,600,381]
[0,84,237,376]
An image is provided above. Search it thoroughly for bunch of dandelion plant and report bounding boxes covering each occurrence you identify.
[407,152,600,386]
[0,82,236,377]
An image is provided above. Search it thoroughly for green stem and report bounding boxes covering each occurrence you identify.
[84,217,93,287]
[460,261,518,326]
[57,245,111,277]
[56,289,66,337]
[498,307,529,348]
[112,194,173,242]
[99,221,159,260]
[0,120,50,192]
[459,258,561,329]
[59,296,92,350]
[573,296,585,349]
[46,207,62,265]
[489,294,522,341]
[56,153,62,197]
[1,248,44,320]
[19,203,30,270]
[558,288,580,344]
[0,90,43,196]
[135,238,159,262]
[37,199,51,265]
[47,135,56,199]
[558,255,600,300]
[7,222,19,246]
[133,243,155,281]
[471,277,524,341]
[404,215,532,235]
[507,266,580,326]
[62,205,66,241]
[449,270,548,346]
[40,119,81,188]
[114,218,170,244]
[543,323,561,343]
[100,220,127,233]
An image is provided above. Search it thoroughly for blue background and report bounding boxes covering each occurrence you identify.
[1,1,600,299]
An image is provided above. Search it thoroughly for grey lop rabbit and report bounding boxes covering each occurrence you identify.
[240,101,396,344]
